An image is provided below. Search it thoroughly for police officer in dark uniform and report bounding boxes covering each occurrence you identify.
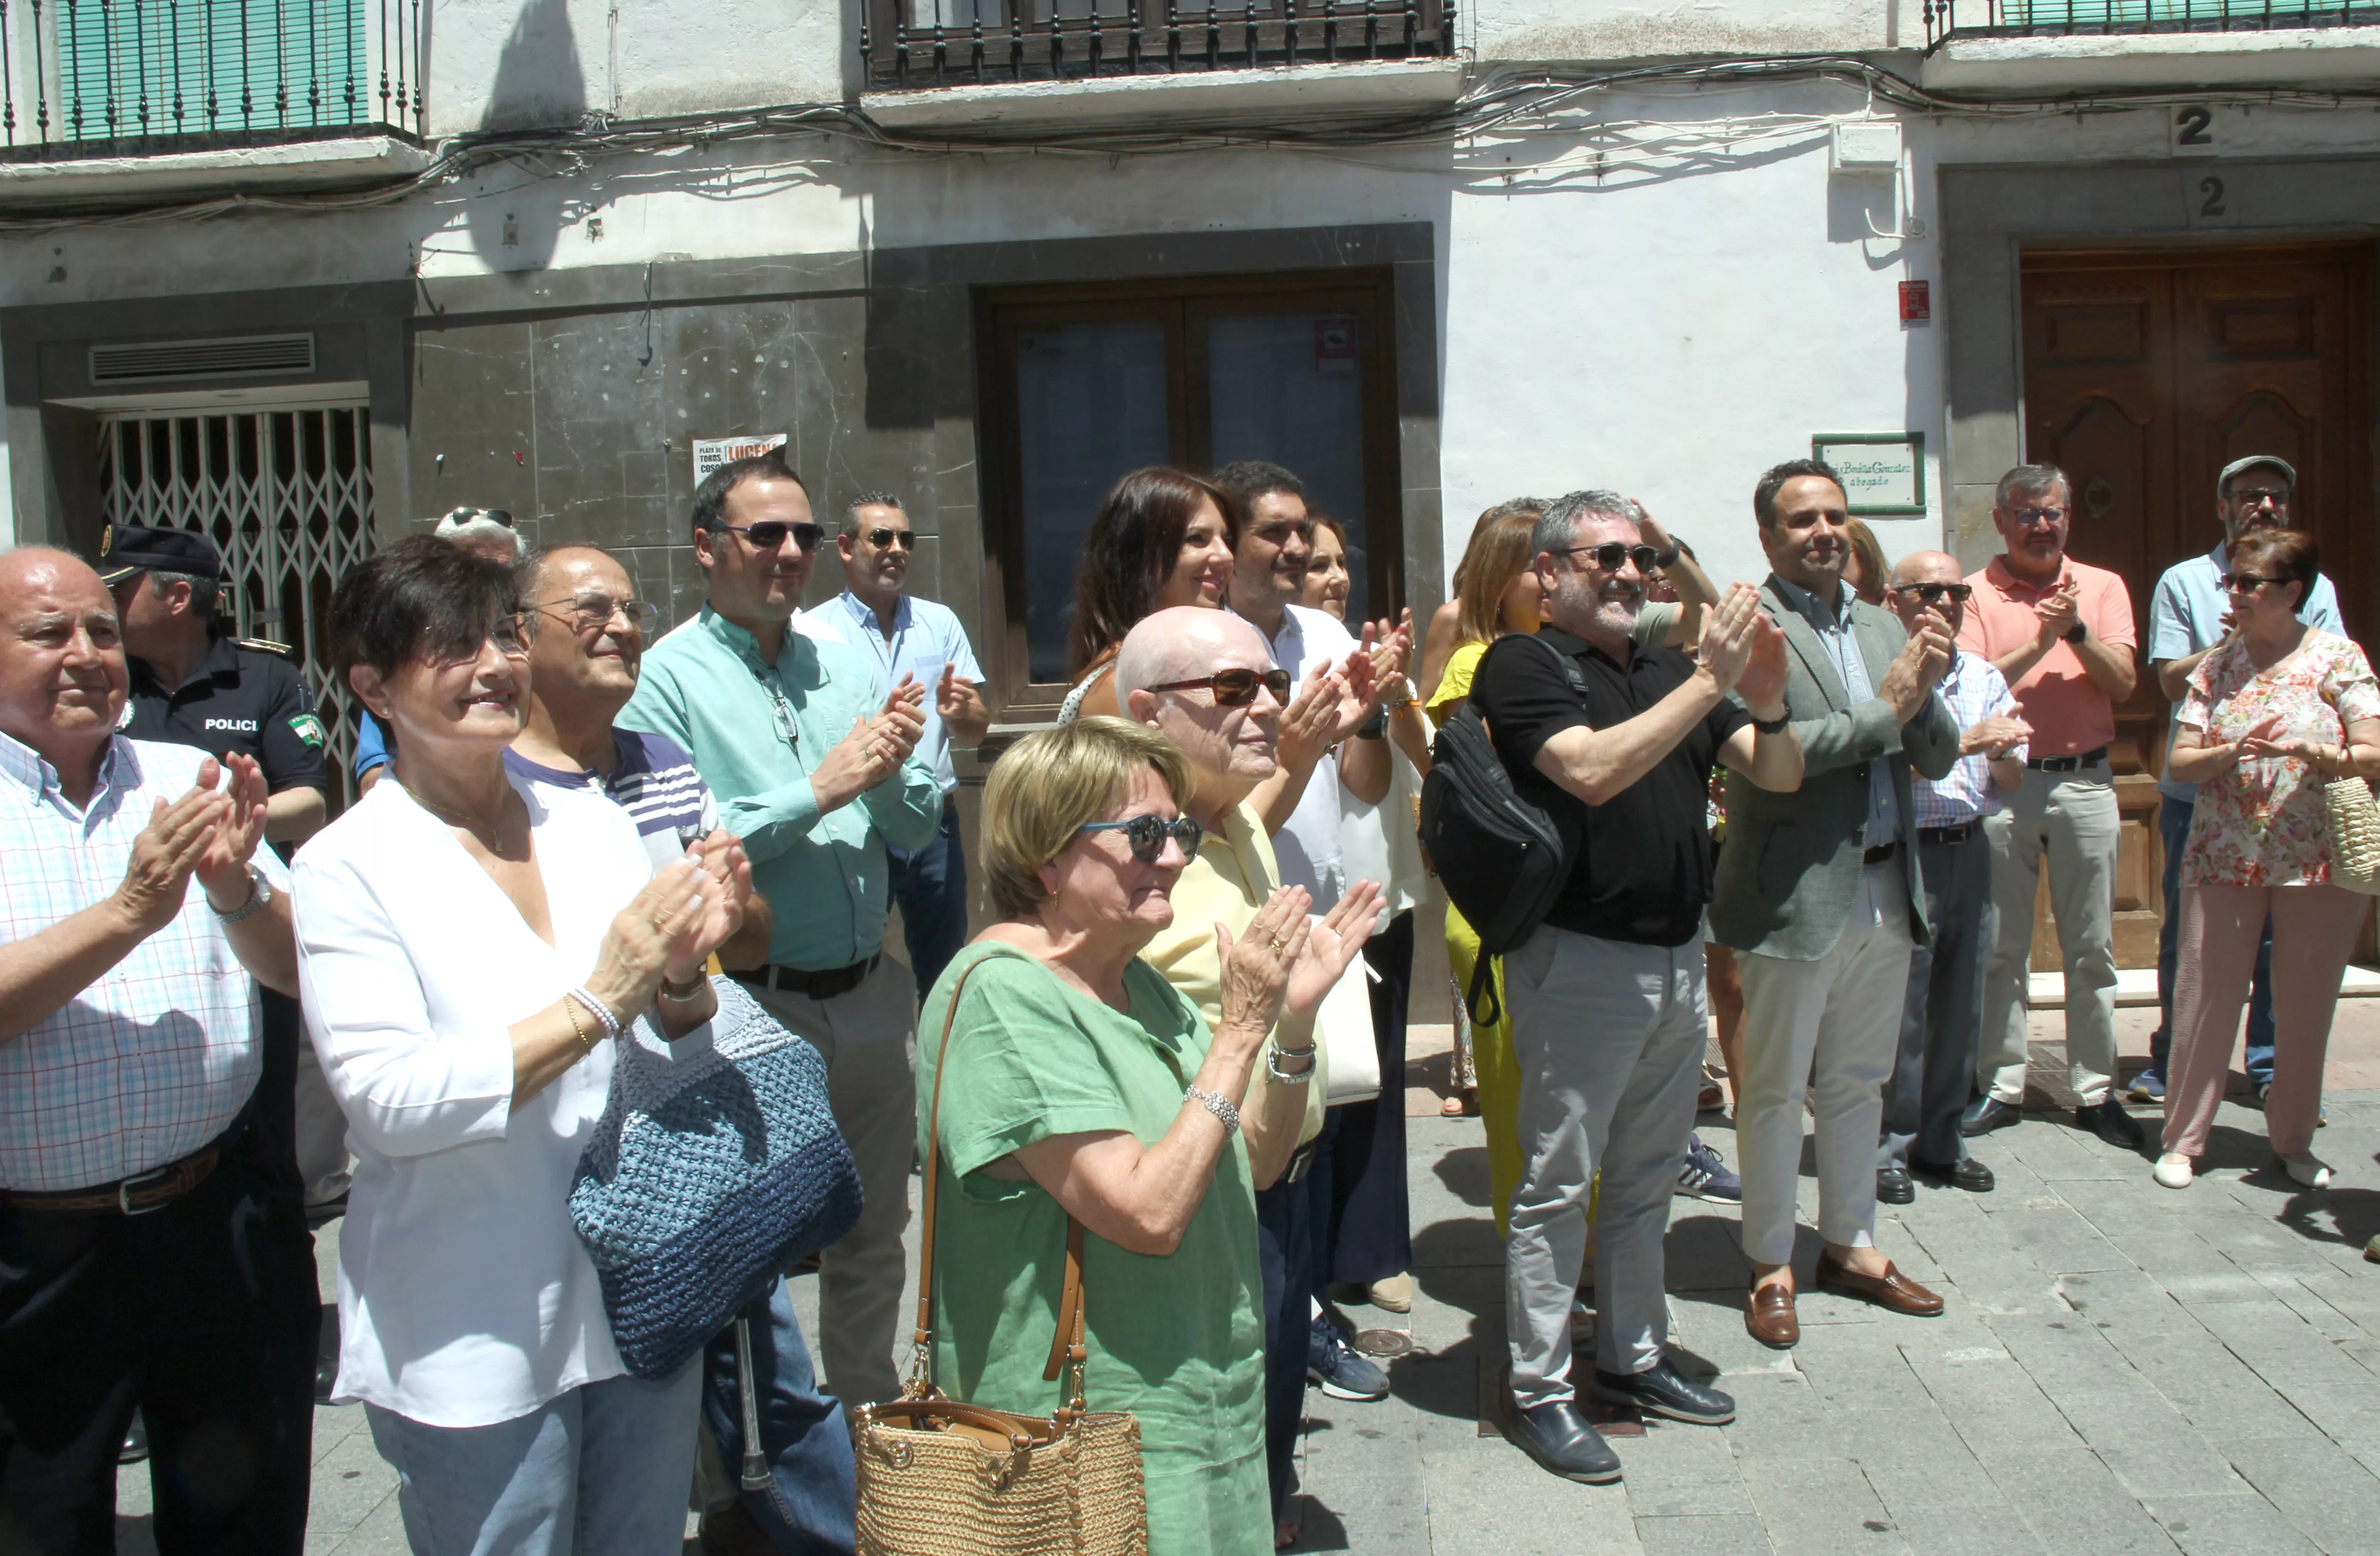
[96,524,343,1441]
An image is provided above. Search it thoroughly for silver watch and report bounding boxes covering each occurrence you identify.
[211,865,272,925]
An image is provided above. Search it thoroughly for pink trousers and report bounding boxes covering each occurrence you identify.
[2162,881,2366,1160]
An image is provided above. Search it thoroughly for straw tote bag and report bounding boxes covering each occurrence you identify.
[852,954,1148,1556]
[2325,776,2380,895]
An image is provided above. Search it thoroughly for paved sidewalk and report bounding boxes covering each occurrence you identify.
[115,1011,2380,1553]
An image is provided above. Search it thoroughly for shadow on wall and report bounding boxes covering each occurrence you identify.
[468,0,586,272]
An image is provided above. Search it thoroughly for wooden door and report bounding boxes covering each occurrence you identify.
[2019,242,2374,968]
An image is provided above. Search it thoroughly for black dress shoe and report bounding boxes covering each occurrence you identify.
[1877,1164,1915,1204]
[1589,1359,1735,1425]
[1912,1155,1995,1193]
[2077,1098,2145,1150]
[1506,1399,1623,1483]
[119,1410,148,1466]
[1960,1096,2021,1137]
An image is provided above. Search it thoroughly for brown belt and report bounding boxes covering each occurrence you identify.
[8,1142,226,1217]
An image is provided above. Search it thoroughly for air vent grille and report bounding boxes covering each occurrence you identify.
[90,334,315,385]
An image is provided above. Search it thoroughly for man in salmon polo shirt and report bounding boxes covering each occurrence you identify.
[1957,463,2145,1152]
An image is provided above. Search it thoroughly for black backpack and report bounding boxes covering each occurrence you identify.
[1418,635,1587,1027]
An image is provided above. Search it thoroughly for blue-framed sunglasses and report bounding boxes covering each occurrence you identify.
[1076,814,1204,864]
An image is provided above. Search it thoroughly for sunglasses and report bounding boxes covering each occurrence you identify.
[1077,813,1204,865]
[2221,573,2284,593]
[2010,507,2069,527]
[443,507,515,529]
[862,528,916,551]
[1146,667,1294,706]
[428,611,536,666]
[1892,582,1973,606]
[711,520,826,553]
[1558,542,1662,575]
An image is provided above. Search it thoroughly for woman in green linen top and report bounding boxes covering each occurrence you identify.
[915,717,1370,1556]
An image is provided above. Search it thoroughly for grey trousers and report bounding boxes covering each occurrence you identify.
[749,955,917,1409]
[1881,830,1995,1171]
[1502,923,1706,1408]
[1979,764,2121,1106]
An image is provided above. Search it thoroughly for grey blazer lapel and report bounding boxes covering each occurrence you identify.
[1762,579,1852,712]
[1851,605,1908,693]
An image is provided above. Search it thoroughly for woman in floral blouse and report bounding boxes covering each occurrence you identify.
[2157,530,2380,1191]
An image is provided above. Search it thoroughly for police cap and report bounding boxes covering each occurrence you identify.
[96,523,223,586]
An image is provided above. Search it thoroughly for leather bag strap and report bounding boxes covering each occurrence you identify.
[907,950,1092,1409]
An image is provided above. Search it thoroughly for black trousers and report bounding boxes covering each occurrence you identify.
[1254,1168,1317,1522]
[1323,910,1416,1288]
[0,1130,316,1556]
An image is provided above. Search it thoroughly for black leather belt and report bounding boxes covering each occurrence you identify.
[2028,746,2108,772]
[7,1106,250,1217]
[732,953,881,1002]
[1918,820,1981,846]
[1862,841,1899,866]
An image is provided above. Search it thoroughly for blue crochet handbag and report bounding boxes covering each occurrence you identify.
[570,975,862,1379]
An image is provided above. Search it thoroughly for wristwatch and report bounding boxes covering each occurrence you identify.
[2065,621,2088,644]
[1652,541,1683,570]
[210,865,272,925]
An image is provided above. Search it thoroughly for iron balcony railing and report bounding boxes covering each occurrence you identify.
[1926,0,2380,46]
[862,0,1454,91]
[0,0,424,156]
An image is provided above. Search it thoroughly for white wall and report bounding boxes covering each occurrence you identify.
[1470,0,1893,60]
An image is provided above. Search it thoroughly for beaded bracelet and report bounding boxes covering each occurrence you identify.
[569,987,624,1044]
[561,995,596,1056]
[1185,1085,1241,1137]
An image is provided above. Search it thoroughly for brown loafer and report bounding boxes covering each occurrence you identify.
[1813,1252,1943,1317]
[1745,1282,1799,1349]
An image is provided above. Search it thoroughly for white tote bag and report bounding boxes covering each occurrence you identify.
[1315,926,1382,1107]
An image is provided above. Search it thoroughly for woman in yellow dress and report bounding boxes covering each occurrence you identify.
[1422,507,1546,1234]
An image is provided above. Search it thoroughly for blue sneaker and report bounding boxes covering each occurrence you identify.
[2255,1082,2327,1127]
[2128,1069,2166,1104]
[1677,1135,1742,1203]
[1307,1316,1390,1401]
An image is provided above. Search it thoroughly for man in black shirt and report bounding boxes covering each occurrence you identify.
[1473,490,1801,1485]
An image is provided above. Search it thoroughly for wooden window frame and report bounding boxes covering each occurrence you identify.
[974,267,1403,722]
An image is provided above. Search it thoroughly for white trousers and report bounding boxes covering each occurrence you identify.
[1736,862,1915,1267]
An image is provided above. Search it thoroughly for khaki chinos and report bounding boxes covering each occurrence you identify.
[1976,759,2121,1107]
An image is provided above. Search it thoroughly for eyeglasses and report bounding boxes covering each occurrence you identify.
[2010,507,2069,527]
[534,593,660,634]
[2227,488,2291,507]
[2221,573,2284,593]
[429,611,536,665]
[1558,543,1662,575]
[862,528,915,551]
[1892,582,1974,606]
[1145,667,1294,706]
[710,520,825,553]
[1076,813,1204,865]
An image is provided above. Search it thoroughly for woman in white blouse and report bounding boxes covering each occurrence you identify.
[297,538,751,1555]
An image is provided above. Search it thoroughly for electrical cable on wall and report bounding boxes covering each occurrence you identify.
[5,53,2376,235]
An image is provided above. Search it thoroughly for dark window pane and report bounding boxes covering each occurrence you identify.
[1207,310,1370,620]
[1015,319,1171,682]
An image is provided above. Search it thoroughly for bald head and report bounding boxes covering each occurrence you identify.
[0,546,130,774]
[1886,549,1968,637]
[1890,550,1960,589]
[1116,606,1271,700]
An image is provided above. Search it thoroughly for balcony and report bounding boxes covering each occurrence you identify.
[859,0,1462,132]
[1923,1,2380,90]
[0,0,430,202]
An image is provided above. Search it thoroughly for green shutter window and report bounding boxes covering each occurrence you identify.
[55,0,368,143]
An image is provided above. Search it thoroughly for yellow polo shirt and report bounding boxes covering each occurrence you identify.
[1139,802,1327,1146]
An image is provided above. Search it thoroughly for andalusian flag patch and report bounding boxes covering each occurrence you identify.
[289,714,327,750]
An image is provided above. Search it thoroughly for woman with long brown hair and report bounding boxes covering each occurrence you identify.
[1059,467,1239,723]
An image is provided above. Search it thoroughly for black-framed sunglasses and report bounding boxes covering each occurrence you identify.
[863,527,916,551]
[1146,667,1294,707]
[1893,582,1974,606]
[533,593,660,634]
[1077,813,1204,865]
[1559,542,1661,575]
[2221,573,2284,594]
[710,520,825,553]
[443,506,515,529]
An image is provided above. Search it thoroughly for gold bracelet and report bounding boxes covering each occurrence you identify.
[562,994,596,1056]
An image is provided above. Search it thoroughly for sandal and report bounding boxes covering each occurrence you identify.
[1440,1087,1479,1117]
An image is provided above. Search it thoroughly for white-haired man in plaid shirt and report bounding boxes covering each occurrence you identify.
[0,547,315,1553]
[1877,551,2032,1205]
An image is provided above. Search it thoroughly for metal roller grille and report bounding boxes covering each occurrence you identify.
[96,403,375,803]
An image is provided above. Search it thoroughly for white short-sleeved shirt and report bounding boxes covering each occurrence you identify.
[1261,603,1361,905]
[294,773,654,1427]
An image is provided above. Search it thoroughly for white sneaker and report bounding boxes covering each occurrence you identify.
[2281,1154,2334,1190]
[2153,1153,2194,1190]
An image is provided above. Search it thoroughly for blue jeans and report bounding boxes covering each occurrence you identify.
[364,1363,701,1556]
[700,1285,858,1554]
[886,799,969,999]
[2151,795,2274,1086]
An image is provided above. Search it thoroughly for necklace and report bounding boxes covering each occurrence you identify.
[406,784,523,860]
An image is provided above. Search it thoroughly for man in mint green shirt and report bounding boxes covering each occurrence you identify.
[620,450,938,1408]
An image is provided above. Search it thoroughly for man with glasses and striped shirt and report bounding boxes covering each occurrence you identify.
[1877,553,2030,1207]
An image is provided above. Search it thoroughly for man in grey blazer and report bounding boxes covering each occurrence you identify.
[1711,459,1961,1350]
